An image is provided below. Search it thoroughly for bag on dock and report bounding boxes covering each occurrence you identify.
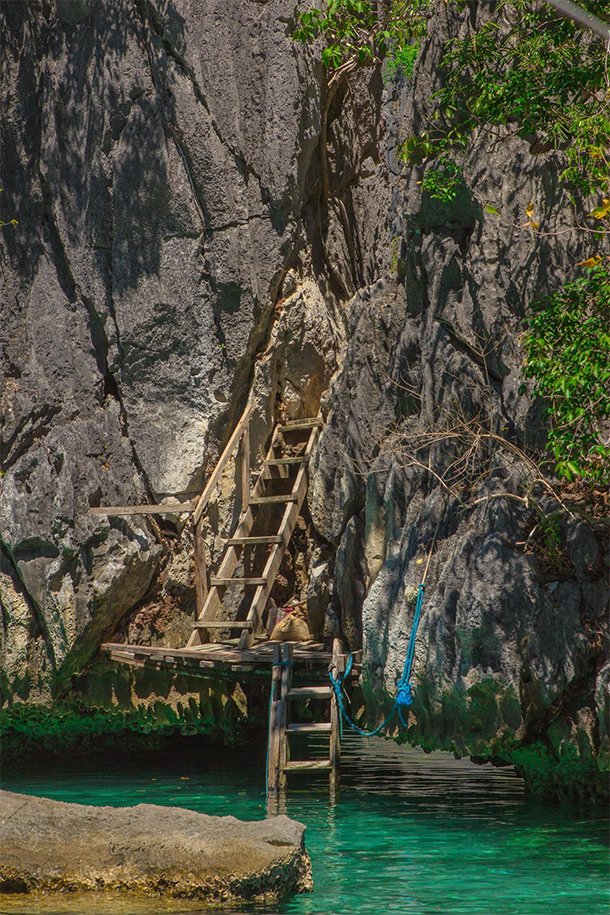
[270,604,311,641]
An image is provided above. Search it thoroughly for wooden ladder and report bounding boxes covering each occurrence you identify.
[187,416,322,650]
[267,639,344,804]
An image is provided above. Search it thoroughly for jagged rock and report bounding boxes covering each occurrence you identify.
[306,556,331,640]
[0,790,312,903]
[310,3,609,800]
[0,0,607,803]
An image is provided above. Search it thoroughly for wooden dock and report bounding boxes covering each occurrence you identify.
[103,638,361,682]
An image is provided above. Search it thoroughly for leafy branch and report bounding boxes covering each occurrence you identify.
[522,265,610,485]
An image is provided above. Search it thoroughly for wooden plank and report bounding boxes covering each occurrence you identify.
[211,577,267,586]
[284,760,332,771]
[241,423,250,512]
[102,640,338,667]
[267,643,282,796]
[192,402,252,525]
[278,643,293,792]
[287,686,331,699]
[249,494,298,505]
[278,419,322,432]
[227,535,283,545]
[287,722,332,734]
[264,456,309,466]
[193,620,253,629]
[91,501,196,516]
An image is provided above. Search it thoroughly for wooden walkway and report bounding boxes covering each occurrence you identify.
[103,638,361,683]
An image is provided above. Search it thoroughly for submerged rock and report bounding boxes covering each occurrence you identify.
[0,791,312,904]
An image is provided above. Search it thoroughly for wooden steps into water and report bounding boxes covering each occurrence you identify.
[267,639,347,803]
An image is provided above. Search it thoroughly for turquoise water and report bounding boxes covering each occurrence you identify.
[2,733,608,915]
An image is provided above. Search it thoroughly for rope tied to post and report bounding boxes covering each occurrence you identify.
[329,583,424,736]
[329,502,445,738]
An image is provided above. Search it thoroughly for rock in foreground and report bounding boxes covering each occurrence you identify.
[0,791,312,905]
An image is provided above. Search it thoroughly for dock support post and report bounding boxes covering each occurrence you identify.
[267,643,292,806]
[329,637,342,803]
[267,643,282,799]
[278,643,292,793]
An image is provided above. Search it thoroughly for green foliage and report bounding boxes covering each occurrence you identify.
[421,158,463,200]
[538,514,563,560]
[298,1,609,200]
[0,702,256,764]
[522,266,610,485]
[294,0,428,72]
[384,41,420,81]
[433,0,610,196]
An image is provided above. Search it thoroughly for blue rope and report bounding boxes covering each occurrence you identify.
[329,583,425,737]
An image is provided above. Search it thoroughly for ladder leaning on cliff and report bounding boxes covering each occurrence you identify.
[92,399,323,647]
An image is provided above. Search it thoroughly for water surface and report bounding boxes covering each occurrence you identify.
[2,733,608,915]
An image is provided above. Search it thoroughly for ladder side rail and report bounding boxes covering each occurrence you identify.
[240,423,250,512]
[192,402,253,525]
[193,518,208,618]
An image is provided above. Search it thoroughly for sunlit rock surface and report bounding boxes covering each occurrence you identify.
[0,790,312,903]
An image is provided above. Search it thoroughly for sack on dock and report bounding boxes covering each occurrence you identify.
[270,605,311,641]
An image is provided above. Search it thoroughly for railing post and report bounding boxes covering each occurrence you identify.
[330,637,343,803]
[241,422,250,513]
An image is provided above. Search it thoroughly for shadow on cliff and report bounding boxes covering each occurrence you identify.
[1,0,190,300]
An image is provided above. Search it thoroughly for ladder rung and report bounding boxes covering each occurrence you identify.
[287,686,332,700]
[264,457,309,466]
[227,535,283,545]
[278,420,322,432]
[250,495,298,505]
[211,577,267,586]
[192,620,254,629]
[283,760,332,771]
[287,722,332,734]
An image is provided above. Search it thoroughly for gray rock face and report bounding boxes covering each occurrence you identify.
[1,0,607,802]
[0,790,312,903]
[0,0,367,698]
[310,3,609,800]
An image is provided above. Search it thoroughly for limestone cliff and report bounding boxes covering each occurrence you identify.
[1,1,607,800]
